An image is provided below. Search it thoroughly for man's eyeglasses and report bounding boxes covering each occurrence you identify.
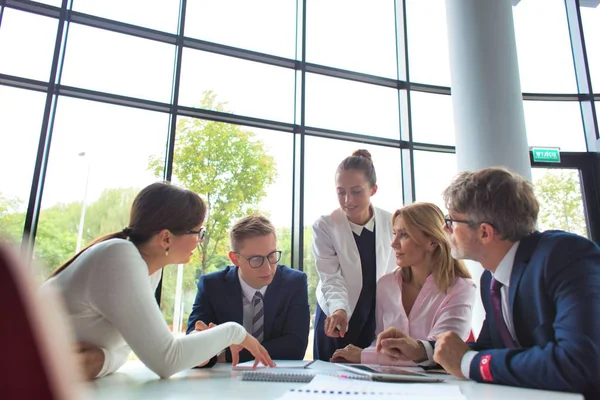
[444,215,474,230]
[184,227,206,241]
[444,215,495,230]
[236,250,282,269]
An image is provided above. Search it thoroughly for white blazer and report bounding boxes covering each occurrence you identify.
[312,206,397,320]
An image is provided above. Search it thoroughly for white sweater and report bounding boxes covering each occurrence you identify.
[43,239,246,378]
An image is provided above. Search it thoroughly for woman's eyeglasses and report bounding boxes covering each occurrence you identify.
[184,227,206,241]
[235,250,282,269]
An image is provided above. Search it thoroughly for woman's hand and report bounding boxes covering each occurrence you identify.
[230,333,276,368]
[74,342,105,380]
[324,309,348,338]
[330,344,362,363]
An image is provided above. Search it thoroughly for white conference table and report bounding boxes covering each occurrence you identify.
[91,361,583,400]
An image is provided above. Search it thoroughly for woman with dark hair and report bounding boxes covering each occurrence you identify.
[312,150,397,361]
[44,182,274,379]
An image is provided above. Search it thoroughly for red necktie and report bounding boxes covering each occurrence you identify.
[490,278,518,348]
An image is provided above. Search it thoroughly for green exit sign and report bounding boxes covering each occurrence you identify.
[532,147,561,163]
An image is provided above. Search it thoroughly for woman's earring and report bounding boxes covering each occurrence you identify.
[165,247,169,257]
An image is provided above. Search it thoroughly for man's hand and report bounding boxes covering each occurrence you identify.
[324,309,348,338]
[74,342,105,380]
[330,344,362,363]
[190,321,217,366]
[375,327,427,362]
[433,332,469,378]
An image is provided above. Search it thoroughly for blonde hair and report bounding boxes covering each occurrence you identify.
[393,202,470,293]
[230,214,276,252]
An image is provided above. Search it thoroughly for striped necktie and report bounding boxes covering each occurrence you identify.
[252,291,264,343]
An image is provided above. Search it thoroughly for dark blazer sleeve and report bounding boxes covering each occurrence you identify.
[186,275,219,368]
[469,236,600,396]
[261,272,310,360]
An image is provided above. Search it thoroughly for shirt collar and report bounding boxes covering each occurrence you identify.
[238,268,267,302]
[348,209,375,236]
[492,241,520,287]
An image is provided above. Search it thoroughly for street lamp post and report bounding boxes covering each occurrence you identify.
[75,152,91,253]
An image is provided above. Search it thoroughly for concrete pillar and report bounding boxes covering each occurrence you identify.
[445,0,531,336]
[446,0,531,181]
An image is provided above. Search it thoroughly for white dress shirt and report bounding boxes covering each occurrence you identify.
[460,241,520,378]
[238,270,268,333]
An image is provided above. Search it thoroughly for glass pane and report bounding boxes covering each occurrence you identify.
[513,0,577,93]
[305,73,400,138]
[0,87,46,244]
[73,0,180,33]
[303,136,403,315]
[413,150,457,210]
[35,0,61,6]
[405,0,450,86]
[179,49,295,123]
[581,4,600,92]
[410,92,455,145]
[161,115,293,334]
[523,101,586,151]
[61,24,175,102]
[185,0,297,59]
[532,168,588,238]
[0,9,58,81]
[306,0,397,78]
[34,97,169,279]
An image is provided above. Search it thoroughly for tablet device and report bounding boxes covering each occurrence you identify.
[335,364,444,383]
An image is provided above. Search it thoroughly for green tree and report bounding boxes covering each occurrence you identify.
[149,91,277,277]
[534,169,587,237]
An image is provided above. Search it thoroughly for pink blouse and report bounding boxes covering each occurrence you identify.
[361,270,476,365]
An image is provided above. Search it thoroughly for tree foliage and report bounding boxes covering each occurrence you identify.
[534,169,587,237]
[149,91,277,277]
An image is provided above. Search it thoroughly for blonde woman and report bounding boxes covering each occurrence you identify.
[331,202,476,365]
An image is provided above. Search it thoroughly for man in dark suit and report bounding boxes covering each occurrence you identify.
[186,214,309,366]
[375,167,600,399]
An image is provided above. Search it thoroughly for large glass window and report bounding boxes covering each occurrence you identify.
[185,0,297,59]
[513,0,577,93]
[523,101,586,151]
[34,98,169,279]
[306,0,397,78]
[73,0,180,33]
[0,9,58,81]
[405,0,451,86]
[305,73,400,138]
[163,116,293,334]
[580,4,600,92]
[179,49,295,123]
[61,24,175,102]
[413,150,457,210]
[410,92,455,146]
[0,87,47,244]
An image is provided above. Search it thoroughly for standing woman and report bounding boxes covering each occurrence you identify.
[44,182,273,379]
[312,150,397,361]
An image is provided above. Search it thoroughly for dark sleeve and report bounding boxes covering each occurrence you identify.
[469,238,600,396]
[186,275,218,368]
[227,273,310,362]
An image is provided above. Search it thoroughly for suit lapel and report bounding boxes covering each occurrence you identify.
[225,267,244,325]
[508,232,542,326]
[263,266,282,341]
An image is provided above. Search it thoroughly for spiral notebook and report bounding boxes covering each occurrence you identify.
[240,369,368,383]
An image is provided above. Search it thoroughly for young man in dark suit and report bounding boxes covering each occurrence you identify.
[375,167,600,399]
[186,214,309,366]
